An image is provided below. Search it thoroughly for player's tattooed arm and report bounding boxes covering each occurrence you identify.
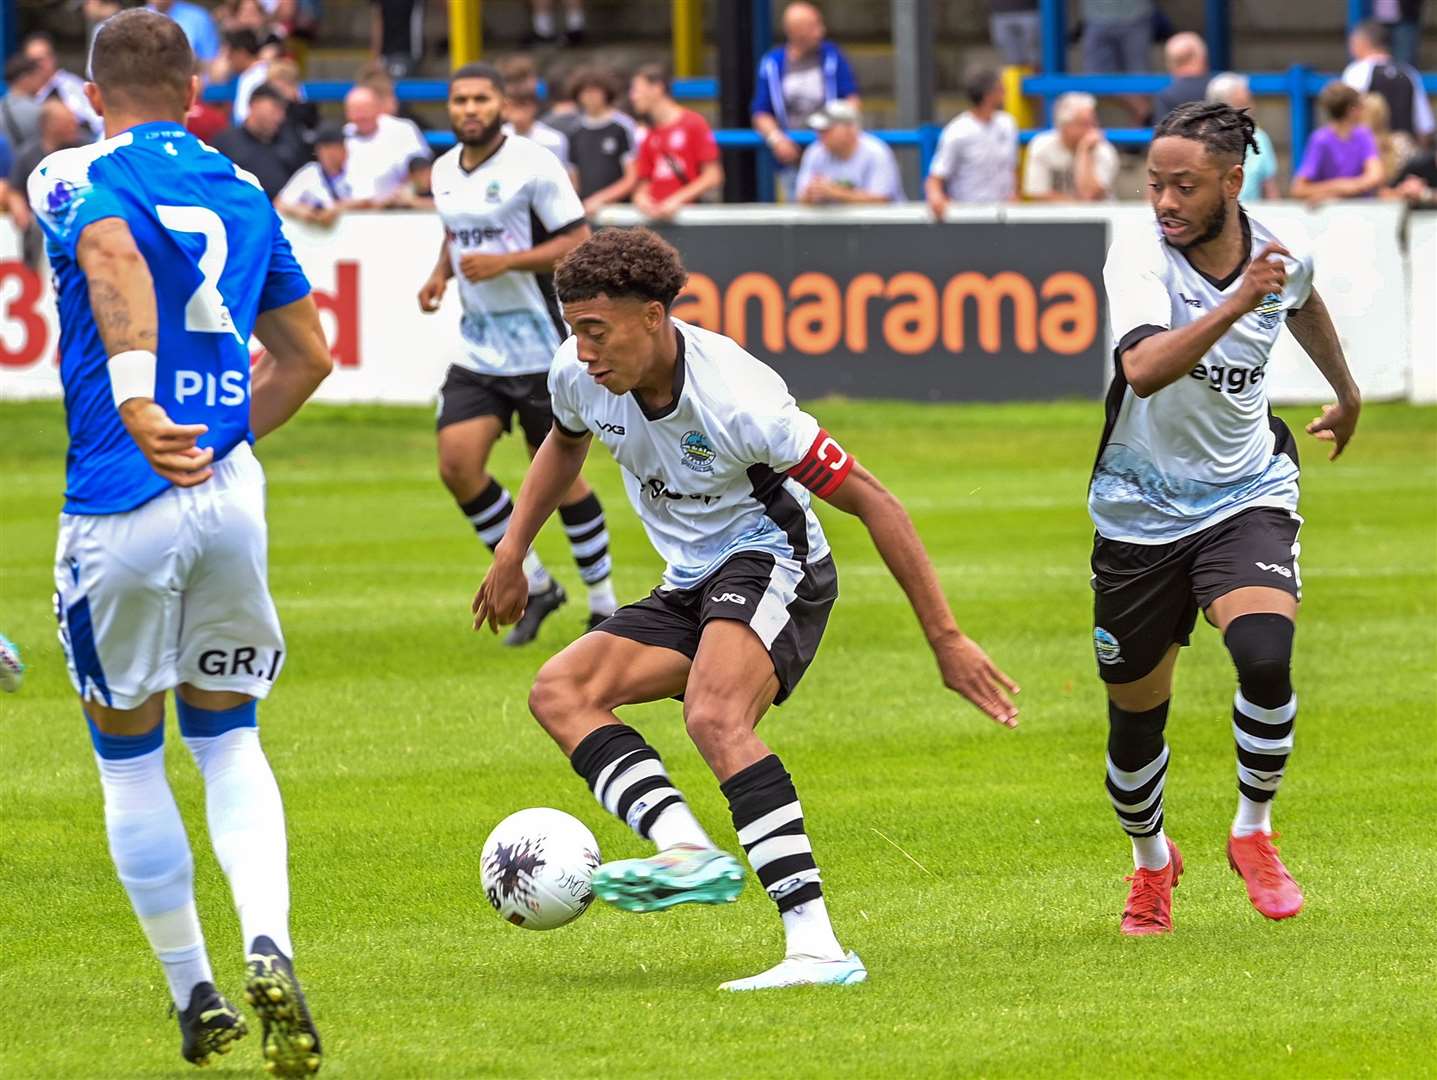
[1122,241,1291,397]
[1286,288,1361,460]
[473,426,592,632]
[251,295,334,440]
[811,447,1020,727]
[76,217,158,356]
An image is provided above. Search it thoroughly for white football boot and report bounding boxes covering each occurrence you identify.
[719,951,867,992]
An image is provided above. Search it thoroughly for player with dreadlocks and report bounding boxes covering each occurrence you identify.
[1088,101,1361,935]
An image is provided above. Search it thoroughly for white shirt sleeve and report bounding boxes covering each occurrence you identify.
[1022,133,1055,197]
[1408,66,1436,137]
[794,143,818,197]
[733,361,821,471]
[1341,59,1368,91]
[875,141,904,201]
[546,347,588,434]
[531,148,585,230]
[1094,140,1121,195]
[1285,251,1316,311]
[1104,231,1172,349]
[928,119,961,179]
[276,163,330,209]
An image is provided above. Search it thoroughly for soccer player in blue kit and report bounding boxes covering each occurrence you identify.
[29,11,332,1073]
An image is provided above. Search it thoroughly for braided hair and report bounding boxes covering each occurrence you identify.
[1153,101,1258,165]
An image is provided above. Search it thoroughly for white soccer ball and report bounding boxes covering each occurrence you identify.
[0,634,24,694]
[481,808,601,930]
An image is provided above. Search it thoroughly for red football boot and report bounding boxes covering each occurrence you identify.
[1120,839,1184,936]
[1228,831,1304,920]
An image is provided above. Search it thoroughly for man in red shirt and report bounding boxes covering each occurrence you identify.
[630,64,724,220]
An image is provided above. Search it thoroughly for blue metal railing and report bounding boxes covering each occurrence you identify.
[201,76,721,104]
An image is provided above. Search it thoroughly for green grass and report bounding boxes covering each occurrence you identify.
[1,398,1434,1078]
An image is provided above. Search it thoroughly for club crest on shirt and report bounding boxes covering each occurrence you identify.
[44,178,79,218]
[1255,292,1283,330]
[485,180,502,203]
[679,430,716,473]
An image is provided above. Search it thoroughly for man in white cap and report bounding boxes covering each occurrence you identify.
[795,100,904,205]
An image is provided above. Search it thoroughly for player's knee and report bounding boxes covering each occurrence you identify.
[1225,612,1294,708]
[682,698,744,754]
[528,659,588,732]
[437,455,484,499]
[1106,699,1169,770]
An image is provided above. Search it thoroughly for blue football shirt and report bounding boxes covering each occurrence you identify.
[28,121,312,515]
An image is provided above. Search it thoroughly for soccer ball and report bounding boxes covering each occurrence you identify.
[0,634,24,693]
[481,808,601,930]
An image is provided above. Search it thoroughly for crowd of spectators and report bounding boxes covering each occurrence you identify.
[2,0,1435,240]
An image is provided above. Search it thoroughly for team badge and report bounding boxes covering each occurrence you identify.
[679,430,716,473]
[601,136,618,155]
[1094,627,1123,666]
[1255,292,1283,330]
[485,180,502,203]
[45,178,78,217]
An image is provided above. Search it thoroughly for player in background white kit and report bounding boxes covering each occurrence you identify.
[1092,102,1360,936]
[419,63,617,645]
[474,229,1021,990]
[27,11,331,1072]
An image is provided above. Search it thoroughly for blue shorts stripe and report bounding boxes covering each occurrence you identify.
[65,596,113,707]
[86,713,164,759]
[176,697,258,738]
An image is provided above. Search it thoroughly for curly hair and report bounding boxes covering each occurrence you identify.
[1154,100,1258,165]
[554,228,689,309]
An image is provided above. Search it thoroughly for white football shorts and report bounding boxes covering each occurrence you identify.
[53,442,285,711]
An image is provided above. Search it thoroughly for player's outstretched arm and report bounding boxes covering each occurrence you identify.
[1122,241,1290,398]
[1285,287,1361,460]
[472,426,591,632]
[250,295,334,439]
[77,217,215,487]
[819,460,1020,727]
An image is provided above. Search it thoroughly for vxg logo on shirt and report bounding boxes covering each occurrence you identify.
[1190,362,1265,395]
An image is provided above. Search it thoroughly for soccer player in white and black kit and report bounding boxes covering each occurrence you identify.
[1092,102,1361,935]
[473,228,1020,990]
[418,63,617,644]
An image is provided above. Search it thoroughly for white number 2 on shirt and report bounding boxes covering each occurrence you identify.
[155,204,243,342]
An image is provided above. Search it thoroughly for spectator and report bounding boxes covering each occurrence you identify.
[1206,72,1280,201]
[1153,32,1211,124]
[1373,0,1427,69]
[1,57,46,155]
[393,154,434,209]
[751,2,859,198]
[356,61,427,128]
[989,0,1040,69]
[1360,93,1418,184]
[268,57,321,143]
[1291,82,1386,204]
[22,32,102,141]
[6,97,84,265]
[630,64,723,220]
[567,67,640,214]
[147,0,222,68]
[541,64,584,139]
[1343,19,1434,144]
[1022,91,1120,201]
[276,124,356,226]
[528,0,586,46]
[926,68,1018,217]
[371,0,424,78]
[343,84,431,203]
[186,66,232,142]
[219,29,271,124]
[83,0,125,46]
[796,101,903,205]
[504,81,576,179]
[1384,145,1437,208]
[1081,0,1153,125]
[211,83,308,199]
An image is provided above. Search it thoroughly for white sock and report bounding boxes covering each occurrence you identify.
[96,746,213,1008]
[532,11,556,36]
[1232,794,1273,838]
[183,728,293,957]
[647,800,713,850]
[523,550,552,593]
[1131,830,1171,871]
[587,578,617,617]
[780,895,845,961]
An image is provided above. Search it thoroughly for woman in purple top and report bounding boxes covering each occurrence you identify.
[1291,81,1386,203]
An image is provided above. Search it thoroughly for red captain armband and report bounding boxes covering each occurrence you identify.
[787,429,854,499]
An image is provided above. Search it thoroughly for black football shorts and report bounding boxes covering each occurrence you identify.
[595,551,838,706]
[1090,506,1302,683]
[435,365,554,447]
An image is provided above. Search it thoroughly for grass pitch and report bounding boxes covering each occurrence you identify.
[1,398,1433,1079]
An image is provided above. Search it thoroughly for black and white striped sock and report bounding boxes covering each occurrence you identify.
[1227,612,1297,837]
[721,754,843,959]
[569,725,710,849]
[459,480,550,591]
[1106,701,1171,870]
[559,494,616,613]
